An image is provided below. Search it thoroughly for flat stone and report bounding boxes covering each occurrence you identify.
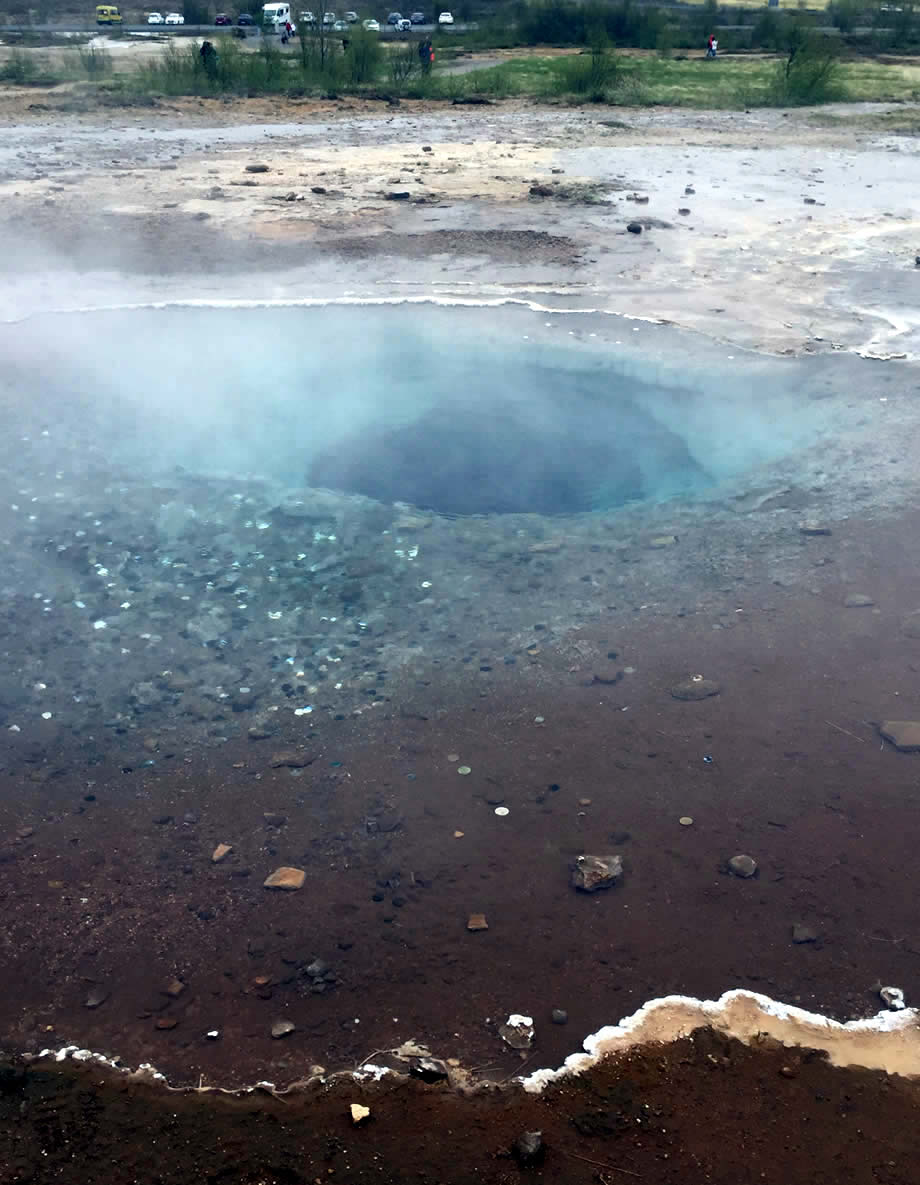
[164,977,186,998]
[792,923,818,944]
[626,221,643,234]
[728,854,758,879]
[528,540,562,553]
[271,1019,296,1039]
[269,749,311,768]
[155,1017,178,1030]
[671,677,721,701]
[245,163,270,173]
[880,721,920,752]
[467,912,489,931]
[263,866,306,891]
[350,1103,371,1124]
[551,1008,568,1025]
[571,853,623,892]
[263,812,288,827]
[648,534,678,548]
[843,594,875,608]
[212,843,233,863]
[84,988,110,1009]
[799,523,832,535]
[409,1057,449,1083]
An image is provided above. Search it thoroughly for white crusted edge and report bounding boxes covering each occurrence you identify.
[521,988,920,1093]
[26,989,920,1096]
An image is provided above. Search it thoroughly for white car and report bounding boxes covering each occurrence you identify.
[362,16,379,27]
[396,16,411,28]
[437,10,453,22]
[147,10,164,21]
[164,11,184,22]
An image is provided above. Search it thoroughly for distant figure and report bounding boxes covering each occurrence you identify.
[199,39,218,73]
[706,34,718,58]
[418,37,433,73]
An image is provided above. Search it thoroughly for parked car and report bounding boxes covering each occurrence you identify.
[164,11,184,22]
[299,8,315,20]
[322,9,335,22]
[343,9,358,20]
[237,11,254,21]
[333,18,347,29]
[147,11,164,22]
[362,17,379,29]
[437,9,452,21]
[395,16,411,29]
[215,12,232,23]
[386,10,401,23]
[409,10,424,21]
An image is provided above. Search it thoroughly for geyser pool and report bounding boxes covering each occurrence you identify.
[5,303,828,516]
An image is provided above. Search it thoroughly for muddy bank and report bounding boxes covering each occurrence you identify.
[4,1028,920,1185]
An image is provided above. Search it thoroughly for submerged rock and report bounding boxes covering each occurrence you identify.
[727,854,758,879]
[879,721,920,752]
[671,677,721,701]
[571,853,623,893]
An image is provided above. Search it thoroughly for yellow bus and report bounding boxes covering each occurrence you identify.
[95,5,123,23]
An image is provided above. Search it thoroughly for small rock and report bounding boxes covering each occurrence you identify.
[880,986,906,1010]
[626,221,642,234]
[571,853,623,893]
[528,539,562,553]
[513,1131,545,1167]
[385,191,411,200]
[245,163,270,173]
[649,534,678,548]
[678,207,691,215]
[901,611,920,639]
[804,196,816,204]
[467,912,489,931]
[263,812,288,827]
[311,185,327,193]
[670,677,721,701]
[212,843,233,863]
[551,1008,568,1025]
[499,1014,534,1050]
[271,1019,296,1039]
[529,184,553,197]
[799,522,832,536]
[269,749,311,768]
[422,145,432,152]
[155,1017,178,1030]
[728,854,757,879]
[164,977,186,998]
[791,923,817,944]
[263,866,306,890]
[350,1103,371,1124]
[394,514,432,530]
[84,988,110,1009]
[880,721,920,752]
[591,664,623,686]
[684,185,695,195]
[409,1057,449,1082]
[843,594,874,608]
[153,814,174,825]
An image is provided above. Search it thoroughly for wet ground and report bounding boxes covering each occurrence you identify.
[2,90,920,1183]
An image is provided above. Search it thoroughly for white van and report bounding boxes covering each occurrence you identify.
[262,2,294,29]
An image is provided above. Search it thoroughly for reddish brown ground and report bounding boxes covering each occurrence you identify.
[3,1030,920,1185]
[2,509,920,1096]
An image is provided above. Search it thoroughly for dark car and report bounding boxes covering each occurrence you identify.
[215,12,232,23]
[237,11,254,23]
[409,10,424,20]
[387,10,401,23]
